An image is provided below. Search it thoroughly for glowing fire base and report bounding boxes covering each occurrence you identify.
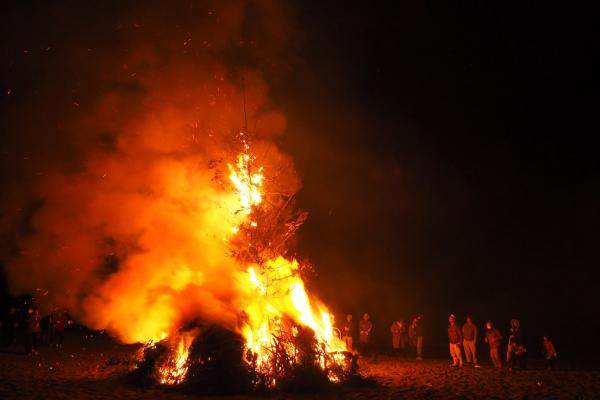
[132,326,355,393]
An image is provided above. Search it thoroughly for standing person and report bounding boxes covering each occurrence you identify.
[462,316,480,367]
[484,320,503,368]
[358,313,373,356]
[408,318,418,357]
[447,314,463,367]
[399,320,409,355]
[506,318,526,370]
[390,321,402,355]
[40,314,51,346]
[415,315,424,360]
[342,314,355,352]
[542,335,558,370]
[50,310,67,347]
[25,307,41,355]
[6,306,19,347]
[0,306,9,347]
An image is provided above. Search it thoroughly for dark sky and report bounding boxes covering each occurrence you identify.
[1,1,598,355]
[276,2,598,352]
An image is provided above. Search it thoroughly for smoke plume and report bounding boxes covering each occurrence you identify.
[1,0,300,343]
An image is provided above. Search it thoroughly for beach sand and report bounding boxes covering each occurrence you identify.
[1,332,598,399]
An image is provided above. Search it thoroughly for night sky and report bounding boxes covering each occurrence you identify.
[1,1,598,357]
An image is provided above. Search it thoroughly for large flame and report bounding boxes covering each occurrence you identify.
[228,150,264,214]
[242,257,347,383]
[232,147,347,384]
[156,144,347,384]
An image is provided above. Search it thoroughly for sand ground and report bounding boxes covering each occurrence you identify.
[1,332,598,399]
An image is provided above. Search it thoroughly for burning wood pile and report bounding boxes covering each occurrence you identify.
[130,135,354,392]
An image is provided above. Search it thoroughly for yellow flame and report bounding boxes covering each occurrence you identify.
[228,153,264,213]
[158,333,195,385]
[227,149,347,383]
[241,256,347,382]
[153,148,347,386]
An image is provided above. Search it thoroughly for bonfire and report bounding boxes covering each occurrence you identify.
[134,132,353,390]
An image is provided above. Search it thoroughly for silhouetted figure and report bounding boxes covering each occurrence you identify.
[40,314,50,346]
[390,321,402,355]
[399,320,409,355]
[462,316,480,367]
[25,307,41,355]
[542,335,558,370]
[50,310,67,347]
[358,313,372,356]
[484,320,503,368]
[447,314,463,367]
[2,306,18,346]
[409,318,417,357]
[342,314,355,352]
[506,318,526,370]
[9,307,19,346]
[415,315,424,360]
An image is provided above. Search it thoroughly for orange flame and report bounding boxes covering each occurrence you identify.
[228,153,264,214]
[226,147,347,384]
[157,332,195,385]
[154,144,347,385]
[242,256,347,382]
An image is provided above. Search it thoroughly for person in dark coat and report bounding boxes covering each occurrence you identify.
[390,321,402,355]
[484,320,503,368]
[25,307,41,355]
[506,318,526,370]
[358,313,373,356]
[50,310,67,347]
[462,316,480,367]
[1,306,18,347]
[342,314,355,352]
[415,315,424,360]
[399,320,409,355]
[40,314,50,346]
[8,306,19,346]
[408,317,417,354]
